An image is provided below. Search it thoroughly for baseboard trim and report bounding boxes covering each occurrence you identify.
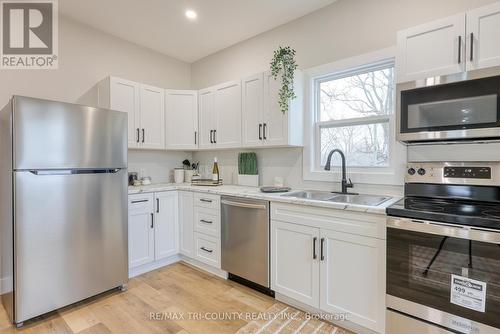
[128,255,181,278]
[180,256,228,279]
[275,293,379,334]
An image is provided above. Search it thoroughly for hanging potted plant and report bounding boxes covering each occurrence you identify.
[270,46,298,114]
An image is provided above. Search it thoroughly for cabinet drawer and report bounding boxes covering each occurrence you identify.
[194,208,220,238]
[128,193,154,214]
[194,232,220,268]
[194,193,220,210]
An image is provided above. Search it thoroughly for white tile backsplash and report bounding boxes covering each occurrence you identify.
[128,150,192,183]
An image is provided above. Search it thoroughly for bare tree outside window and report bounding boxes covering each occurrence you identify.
[317,65,394,167]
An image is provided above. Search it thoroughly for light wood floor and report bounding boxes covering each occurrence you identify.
[0,262,278,334]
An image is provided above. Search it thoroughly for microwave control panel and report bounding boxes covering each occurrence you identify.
[443,167,491,179]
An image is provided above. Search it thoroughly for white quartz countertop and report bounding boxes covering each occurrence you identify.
[128,183,400,215]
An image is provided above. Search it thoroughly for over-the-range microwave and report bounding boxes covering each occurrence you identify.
[397,67,500,144]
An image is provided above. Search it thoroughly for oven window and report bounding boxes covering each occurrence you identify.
[400,75,500,133]
[387,228,500,328]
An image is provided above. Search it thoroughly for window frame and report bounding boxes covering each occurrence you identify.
[303,47,406,186]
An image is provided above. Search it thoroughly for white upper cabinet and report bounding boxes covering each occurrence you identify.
[397,2,500,83]
[140,84,165,150]
[242,73,264,147]
[165,90,198,150]
[241,71,303,148]
[107,77,140,148]
[214,80,242,148]
[198,88,216,149]
[467,2,500,70]
[396,14,465,83]
[97,77,165,150]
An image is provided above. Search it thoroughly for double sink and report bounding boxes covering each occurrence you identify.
[281,190,390,206]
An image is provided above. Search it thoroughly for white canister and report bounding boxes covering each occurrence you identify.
[184,169,194,182]
[174,168,185,184]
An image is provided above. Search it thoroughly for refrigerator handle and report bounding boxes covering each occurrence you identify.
[28,169,121,175]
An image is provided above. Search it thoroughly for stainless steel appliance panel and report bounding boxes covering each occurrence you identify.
[14,169,128,322]
[12,96,127,170]
[221,197,270,287]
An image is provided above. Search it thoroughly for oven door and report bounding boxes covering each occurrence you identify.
[387,217,500,333]
[397,74,500,143]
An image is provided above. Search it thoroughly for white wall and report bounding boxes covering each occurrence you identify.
[190,0,499,195]
[0,16,191,107]
[0,16,193,181]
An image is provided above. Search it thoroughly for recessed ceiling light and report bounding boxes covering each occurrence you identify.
[185,10,197,20]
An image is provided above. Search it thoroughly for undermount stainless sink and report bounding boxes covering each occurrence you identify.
[282,191,390,206]
[281,190,337,201]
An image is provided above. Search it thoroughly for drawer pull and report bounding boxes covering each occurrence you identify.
[201,247,213,253]
[131,199,148,204]
[200,219,213,224]
[199,198,213,203]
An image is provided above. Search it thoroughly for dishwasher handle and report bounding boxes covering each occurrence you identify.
[221,199,267,210]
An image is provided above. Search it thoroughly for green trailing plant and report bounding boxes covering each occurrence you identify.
[238,153,258,175]
[270,46,298,114]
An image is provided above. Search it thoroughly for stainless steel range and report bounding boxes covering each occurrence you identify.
[386,162,500,334]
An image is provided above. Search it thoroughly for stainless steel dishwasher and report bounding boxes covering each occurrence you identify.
[221,196,272,295]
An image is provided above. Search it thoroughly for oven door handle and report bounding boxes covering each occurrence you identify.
[387,217,500,244]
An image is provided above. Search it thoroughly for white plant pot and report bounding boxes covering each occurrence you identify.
[237,174,259,187]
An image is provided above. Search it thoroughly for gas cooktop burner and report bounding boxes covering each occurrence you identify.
[408,203,445,212]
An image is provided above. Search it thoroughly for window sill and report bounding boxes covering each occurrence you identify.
[303,168,404,186]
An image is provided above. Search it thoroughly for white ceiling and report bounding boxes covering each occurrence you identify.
[59,0,337,63]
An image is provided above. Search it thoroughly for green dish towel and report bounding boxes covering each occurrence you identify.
[238,152,258,175]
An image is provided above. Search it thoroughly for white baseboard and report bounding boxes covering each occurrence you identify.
[275,293,379,334]
[128,255,181,278]
[180,255,228,279]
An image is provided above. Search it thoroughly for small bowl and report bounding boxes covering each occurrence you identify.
[141,177,152,185]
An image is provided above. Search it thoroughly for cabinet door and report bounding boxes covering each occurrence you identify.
[154,191,178,260]
[165,90,198,150]
[242,74,264,147]
[320,229,385,333]
[128,194,154,269]
[198,88,215,149]
[396,14,465,83]
[214,81,242,148]
[178,191,194,257]
[140,84,165,150]
[263,72,288,146]
[467,2,500,70]
[109,77,140,148]
[271,220,320,307]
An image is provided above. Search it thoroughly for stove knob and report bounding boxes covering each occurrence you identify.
[417,168,426,176]
[407,168,416,175]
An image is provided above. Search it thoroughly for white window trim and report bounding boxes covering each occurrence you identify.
[303,47,407,186]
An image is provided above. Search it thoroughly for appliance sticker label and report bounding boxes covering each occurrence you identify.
[450,274,487,313]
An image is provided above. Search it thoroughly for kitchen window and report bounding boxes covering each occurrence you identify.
[303,50,406,185]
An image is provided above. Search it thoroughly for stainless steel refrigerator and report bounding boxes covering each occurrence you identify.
[0,96,128,326]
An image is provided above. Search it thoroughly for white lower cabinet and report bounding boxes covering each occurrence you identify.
[271,203,386,333]
[320,229,385,333]
[271,221,320,307]
[128,193,155,268]
[154,191,178,260]
[178,191,194,257]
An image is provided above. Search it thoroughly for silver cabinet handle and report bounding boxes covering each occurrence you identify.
[142,129,145,143]
[156,198,159,213]
[131,199,148,204]
[312,237,317,260]
[201,247,213,253]
[136,128,140,143]
[150,213,154,229]
[200,219,213,224]
[210,130,213,144]
[214,130,217,143]
[320,238,325,261]
[195,131,197,145]
[199,198,213,203]
[263,123,267,140]
[259,124,262,140]
[221,199,267,210]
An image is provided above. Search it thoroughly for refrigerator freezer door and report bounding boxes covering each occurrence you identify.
[13,96,127,170]
[14,169,128,323]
